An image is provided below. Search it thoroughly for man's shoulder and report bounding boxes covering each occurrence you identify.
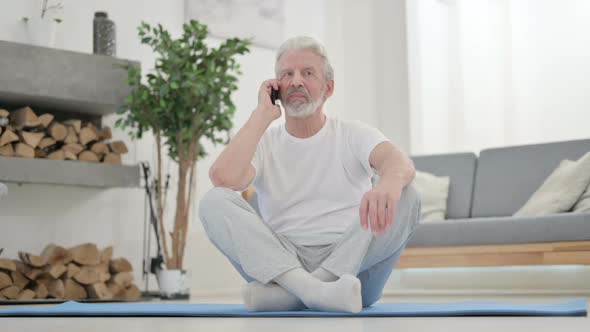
[330,116,374,132]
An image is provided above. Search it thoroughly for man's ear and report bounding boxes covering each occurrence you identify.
[324,80,335,99]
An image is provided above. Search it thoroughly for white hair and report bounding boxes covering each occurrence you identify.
[275,36,334,81]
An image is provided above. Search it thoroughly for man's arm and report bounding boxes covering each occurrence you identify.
[359,141,415,235]
[209,80,281,190]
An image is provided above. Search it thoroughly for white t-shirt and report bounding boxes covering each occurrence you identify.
[250,115,389,246]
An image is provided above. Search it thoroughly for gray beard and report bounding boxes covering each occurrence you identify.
[284,92,325,118]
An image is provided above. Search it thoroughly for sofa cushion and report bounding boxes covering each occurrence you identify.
[471,139,590,217]
[412,170,450,222]
[412,153,477,219]
[515,152,590,216]
[407,212,590,247]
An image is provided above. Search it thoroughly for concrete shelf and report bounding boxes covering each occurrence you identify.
[0,41,141,188]
[0,40,138,117]
[0,156,140,188]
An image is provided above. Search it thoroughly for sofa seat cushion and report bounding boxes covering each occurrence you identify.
[407,212,590,247]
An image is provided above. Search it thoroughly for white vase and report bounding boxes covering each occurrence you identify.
[156,269,190,300]
[26,18,57,48]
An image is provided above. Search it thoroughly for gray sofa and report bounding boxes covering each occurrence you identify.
[408,139,590,248]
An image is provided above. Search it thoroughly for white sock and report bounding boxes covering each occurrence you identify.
[273,268,362,313]
[241,281,305,312]
[241,267,341,312]
[311,267,339,282]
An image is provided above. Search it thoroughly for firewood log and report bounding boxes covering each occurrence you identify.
[38,113,54,128]
[63,119,82,134]
[17,289,36,300]
[73,266,100,285]
[64,126,79,144]
[122,284,141,300]
[0,129,18,146]
[0,144,14,156]
[38,137,56,150]
[100,126,112,140]
[63,143,84,155]
[103,153,122,165]
[43,264,67,279]
[109,258,132,273]
[10,107,41,128]
[25,268,43,281]
[47,149,65,160]
[108,141,128,154]
[69,243,100,265]
[66,263,81,279]
[42,244,73,265]
[111,272,134,288]
[1,286,20,299]
[79,127,98,145]
[14,143,35,158]
[0,258,16,272]
[64,150,77,160]
[34,283,48,299]
[100,246,113,263]
[19,251,48,267]
[79,150,99,162]
[10,271,29,289]
[18,131,44,148]
[48,122,67,141]
[48,279,64,299]
[90,142,109,156]
[107,282,122,299]
[0,271,12,289]
[0,109,9,118]
[86,282,112,300]
[86,122,100,138]
[64,279,87,300]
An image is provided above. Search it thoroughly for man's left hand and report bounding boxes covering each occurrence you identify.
[359,182,404,236]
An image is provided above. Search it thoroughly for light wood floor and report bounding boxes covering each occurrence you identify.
[1,295,588,332]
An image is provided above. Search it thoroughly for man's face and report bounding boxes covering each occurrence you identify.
[276,49,333,118]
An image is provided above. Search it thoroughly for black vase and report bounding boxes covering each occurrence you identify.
[93,11,116,56]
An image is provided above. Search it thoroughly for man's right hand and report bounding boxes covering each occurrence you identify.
[254,79,282,124]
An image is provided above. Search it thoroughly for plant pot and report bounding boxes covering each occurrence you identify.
[26,18,57,48]
[156,269,190,300]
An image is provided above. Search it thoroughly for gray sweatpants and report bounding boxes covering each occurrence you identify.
[198,185,421,307]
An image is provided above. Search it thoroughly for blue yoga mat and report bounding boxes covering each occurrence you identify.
[0,298,585,317]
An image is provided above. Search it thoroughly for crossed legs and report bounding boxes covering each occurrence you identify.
[198,185,421,312]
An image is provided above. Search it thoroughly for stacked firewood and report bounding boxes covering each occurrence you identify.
[0,107,128,164]
[0,243,141,301]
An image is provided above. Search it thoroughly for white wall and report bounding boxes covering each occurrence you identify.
[509,0,590,145]
[409,0,590,155]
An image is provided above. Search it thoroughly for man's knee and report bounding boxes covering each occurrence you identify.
[198,187,235,220]
[400,184,422,224]
[400,184,421,209]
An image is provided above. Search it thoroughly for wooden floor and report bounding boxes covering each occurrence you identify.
[1,295,588,332]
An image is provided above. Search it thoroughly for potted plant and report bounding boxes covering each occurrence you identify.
[23,0,64,48]
[116,20,250,299]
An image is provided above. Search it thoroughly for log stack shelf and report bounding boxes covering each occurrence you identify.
[0,41,140,188]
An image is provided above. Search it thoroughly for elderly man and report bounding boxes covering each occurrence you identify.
[199,36,420,313]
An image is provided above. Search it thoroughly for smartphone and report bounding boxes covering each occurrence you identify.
[271,88,280,105]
